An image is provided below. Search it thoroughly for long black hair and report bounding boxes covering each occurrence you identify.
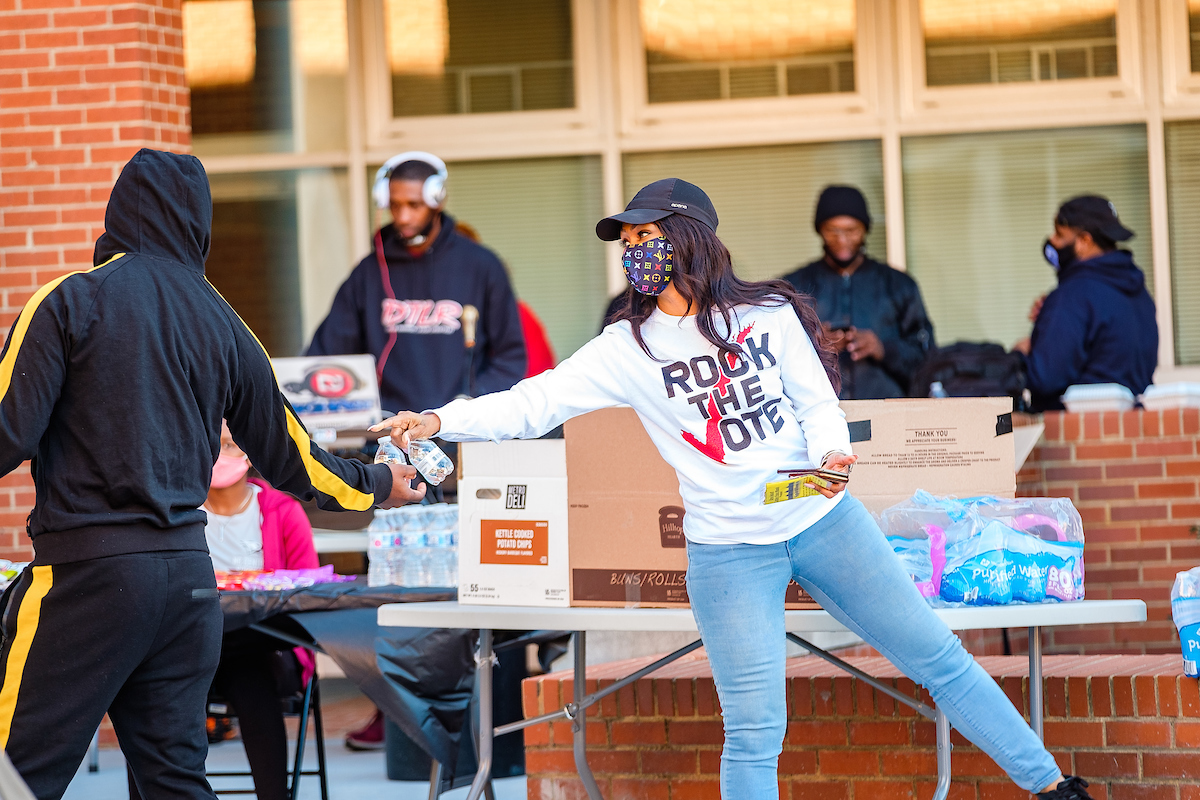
[611,214,841,394]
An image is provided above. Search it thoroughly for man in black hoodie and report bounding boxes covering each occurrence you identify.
[307,152,526,412]
[0,149,424,800]
[1014,195,1158,411]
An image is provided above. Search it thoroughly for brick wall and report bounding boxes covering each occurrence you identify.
[0,0,188,560]
[524,653,1200,800]
[1015,409,1200,657]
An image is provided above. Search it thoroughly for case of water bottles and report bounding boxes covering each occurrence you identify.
[1172,567,1200,677]
[879,490,1085,607]
[367,503,459,588]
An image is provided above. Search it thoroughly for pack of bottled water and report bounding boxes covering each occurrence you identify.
[1172,567,1200,677]
[374,436,453,486]
[367,503,459,588]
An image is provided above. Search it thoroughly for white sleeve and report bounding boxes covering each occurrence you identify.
[776,308,852,462]
[430,333,628,442]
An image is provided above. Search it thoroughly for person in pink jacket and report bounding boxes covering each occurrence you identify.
[129,421,319,800]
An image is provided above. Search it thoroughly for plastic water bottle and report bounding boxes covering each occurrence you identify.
[367,532,394,587]
[407,439,454,485]
[426,531,457,587]
[400,532,428,586]
[374,436,408,465]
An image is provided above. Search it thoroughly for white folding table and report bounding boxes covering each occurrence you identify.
[378,599,1146,800]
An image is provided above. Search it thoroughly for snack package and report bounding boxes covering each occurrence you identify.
[879,491,1085,607]
[1171,567,1200,677]
[217,565,355,592]
[0,560,29,591]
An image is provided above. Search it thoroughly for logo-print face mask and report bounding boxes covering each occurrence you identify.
[622,236,674,296]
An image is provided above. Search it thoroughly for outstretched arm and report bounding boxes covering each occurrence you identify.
[373,334,626,444]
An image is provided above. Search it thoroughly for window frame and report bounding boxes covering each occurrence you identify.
[1159,0,1200,111]
[895,0,1145,127]
[360,0,605,158]
[611,0,883,150]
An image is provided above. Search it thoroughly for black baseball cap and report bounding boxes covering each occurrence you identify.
[595,178,718,241]
[1055,195,1133,244]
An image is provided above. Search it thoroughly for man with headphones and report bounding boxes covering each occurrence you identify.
[307,152,526,418]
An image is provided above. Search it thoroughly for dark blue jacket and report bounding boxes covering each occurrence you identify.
[1026,249,1157,411]
[307,215,526,414]
[783,257,934,399]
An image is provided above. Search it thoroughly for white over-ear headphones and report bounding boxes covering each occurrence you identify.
[372,151,448,210]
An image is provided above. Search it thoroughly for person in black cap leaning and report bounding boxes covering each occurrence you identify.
[369,177,1098,800]
[1013,195,1157,411]
[781,185,934,399]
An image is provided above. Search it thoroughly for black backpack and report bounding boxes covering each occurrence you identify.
[910,342,1027,408]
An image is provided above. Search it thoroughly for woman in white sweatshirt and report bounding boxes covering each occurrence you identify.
[373,179,1093,800]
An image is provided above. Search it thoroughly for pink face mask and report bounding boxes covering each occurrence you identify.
[211,453,250,489]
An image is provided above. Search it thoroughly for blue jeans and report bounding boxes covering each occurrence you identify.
[685,494,1061,799]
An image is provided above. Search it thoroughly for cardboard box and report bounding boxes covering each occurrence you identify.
[564,398,1015,608]
[457,439,570,607]
[841,397,1016,515]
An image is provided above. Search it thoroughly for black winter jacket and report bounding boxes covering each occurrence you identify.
[783,257,935,399]
[306,216,525,413]
[0,149,393,565]
[1025,249,1158,411]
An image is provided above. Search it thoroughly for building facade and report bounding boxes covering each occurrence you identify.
[171,0,1200,373]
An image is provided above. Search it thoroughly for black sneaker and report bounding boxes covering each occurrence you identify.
[1037,776,1093,800]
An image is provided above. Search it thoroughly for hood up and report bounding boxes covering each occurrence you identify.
[1058,249,1147,296]
[93,148,213,271]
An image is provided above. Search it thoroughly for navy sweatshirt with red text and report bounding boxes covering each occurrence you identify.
[306,216,526,413]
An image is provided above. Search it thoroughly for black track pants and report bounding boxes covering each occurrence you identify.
[0,551,222,800]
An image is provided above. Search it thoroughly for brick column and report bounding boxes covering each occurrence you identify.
[0,0,189,560]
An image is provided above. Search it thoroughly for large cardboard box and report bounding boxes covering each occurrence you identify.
[458,439,570,606]
[564,398,1015,608]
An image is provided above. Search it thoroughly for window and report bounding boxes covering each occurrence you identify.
[903,125,1151,350]
[384,0,574,117]
[183,0,349,155]
[439,157,606,359]
[622,141,885,281]
[1191,0,1200,72]
[922,0,1118,87]
[639,0,856,104]
[207,172,304,357]
[1165,121,1200,364]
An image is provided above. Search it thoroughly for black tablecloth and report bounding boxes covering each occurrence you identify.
[219,577,452,633]
[219,579,474,767]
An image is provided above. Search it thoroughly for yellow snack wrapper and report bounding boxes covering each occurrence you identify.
[764,475,832,504]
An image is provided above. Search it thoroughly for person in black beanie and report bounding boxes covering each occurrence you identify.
[782,185,934,399]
